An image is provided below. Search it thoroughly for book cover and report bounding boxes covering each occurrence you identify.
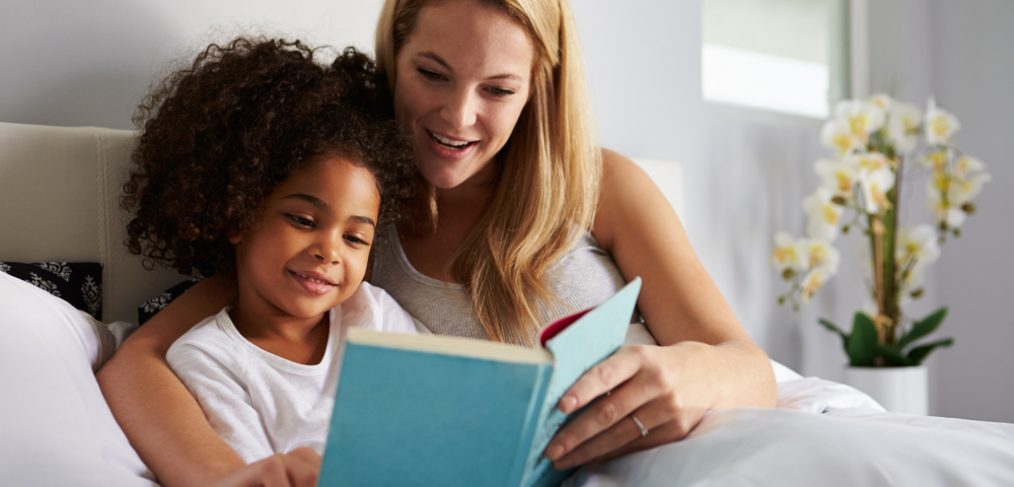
[320,278,641,487]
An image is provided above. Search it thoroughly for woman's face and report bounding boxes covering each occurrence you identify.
[393,0,535,191]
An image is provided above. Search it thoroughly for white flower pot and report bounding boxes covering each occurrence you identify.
[843,365,928,415]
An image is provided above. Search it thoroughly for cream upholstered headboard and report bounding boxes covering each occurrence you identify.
[0,121,685,323]
[0,121,182,323]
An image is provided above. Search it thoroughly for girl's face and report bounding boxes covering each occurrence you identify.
[230,156,380,321]
[393,0,535,191]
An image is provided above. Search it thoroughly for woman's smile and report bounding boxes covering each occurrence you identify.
[393,0,534,191]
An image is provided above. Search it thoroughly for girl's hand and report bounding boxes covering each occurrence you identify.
[211,448,322,487]
[544,341,724,469]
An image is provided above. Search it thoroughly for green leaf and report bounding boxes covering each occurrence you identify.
[818,318,850,356]
[907,338,955,365]
[877,344,912,366]
[899,307,948,349]
[818,318,847,337]
[847,312,877,367]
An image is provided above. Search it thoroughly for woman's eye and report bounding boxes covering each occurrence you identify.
[417,68,446,81]
[286,214,315,228]
[486,86,516,97]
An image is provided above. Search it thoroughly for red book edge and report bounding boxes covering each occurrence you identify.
[539,308,591,347]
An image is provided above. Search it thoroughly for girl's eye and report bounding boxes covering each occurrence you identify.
[286,214,315,228]
[417,67,446,81]
[345,235,370,247]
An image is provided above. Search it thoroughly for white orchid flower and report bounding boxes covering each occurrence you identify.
[815,158,858,200]
[800,267,833,302]
[897,224,941,267]
[852,153,896,214]
[804,188,843,241]
[821,119,863,155]
[926,183,968,228]
[836,99,886,141]
[925,98,961,146]
[920,148,950,171]
[953,155,987,178]
[772,232,808,275]
[797,239,841,302]
[951,172,993,205]
[899,263,927,302]
[887,101,922,154]
[804,238,841,273]
[929,169,991,207]
[869,93,893,111]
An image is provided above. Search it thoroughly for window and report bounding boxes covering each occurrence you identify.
[702,0,850,118]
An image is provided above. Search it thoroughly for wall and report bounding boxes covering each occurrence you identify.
[927,0,1014,422]
[0,0,383,129]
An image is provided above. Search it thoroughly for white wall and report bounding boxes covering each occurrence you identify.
[1,0,384,129]
[3,0,1012,421]
[926,0,1014,423]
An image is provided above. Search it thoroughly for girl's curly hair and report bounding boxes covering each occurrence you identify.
[122,37,421,277]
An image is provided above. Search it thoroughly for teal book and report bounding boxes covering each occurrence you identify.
[319,278,642,487]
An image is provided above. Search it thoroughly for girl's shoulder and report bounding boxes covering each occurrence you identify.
[339,283,424,335]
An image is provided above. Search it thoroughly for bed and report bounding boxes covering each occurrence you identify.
[1,121,1012,486]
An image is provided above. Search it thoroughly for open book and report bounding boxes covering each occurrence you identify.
[319,278,641,487]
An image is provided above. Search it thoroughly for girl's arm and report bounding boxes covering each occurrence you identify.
[546,149,776,468]
[97,276,244,486]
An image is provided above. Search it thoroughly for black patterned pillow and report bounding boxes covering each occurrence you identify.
[137,278,202,325]
[0,261,103,319]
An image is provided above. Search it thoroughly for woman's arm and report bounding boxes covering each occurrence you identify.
[546,149,776,468]
[96,276,243,486]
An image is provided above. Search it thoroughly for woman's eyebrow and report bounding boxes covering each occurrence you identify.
[415,51,522,81]
[415,52,453,72]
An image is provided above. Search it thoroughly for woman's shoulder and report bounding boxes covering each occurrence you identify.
[593,148,660,249]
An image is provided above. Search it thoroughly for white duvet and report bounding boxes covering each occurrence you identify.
[3,273,1013,486]
[574,378,1014,486]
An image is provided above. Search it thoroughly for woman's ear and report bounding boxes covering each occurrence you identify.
[227,229,243,245]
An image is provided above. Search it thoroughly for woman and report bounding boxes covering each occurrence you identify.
[98,0,776,485]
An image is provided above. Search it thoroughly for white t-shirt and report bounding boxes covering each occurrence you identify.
[167,282,420,463]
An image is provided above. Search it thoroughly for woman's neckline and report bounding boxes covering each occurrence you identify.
[388,224,464,290]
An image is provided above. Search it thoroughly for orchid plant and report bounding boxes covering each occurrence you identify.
[773,95,991,367]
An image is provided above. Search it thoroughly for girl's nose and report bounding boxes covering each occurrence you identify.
[313,235,341,265]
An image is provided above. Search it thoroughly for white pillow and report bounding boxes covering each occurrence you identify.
[0,273,154,486]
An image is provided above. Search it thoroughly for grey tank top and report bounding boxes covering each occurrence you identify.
[368,224,627,340]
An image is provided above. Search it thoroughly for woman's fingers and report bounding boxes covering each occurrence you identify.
[557,346,647,414]
[551,395,698,469]
[546,343,719,469]
[547,347,663,464]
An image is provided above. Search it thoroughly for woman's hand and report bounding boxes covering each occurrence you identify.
[544,339,766,469]
[211,448,322,487]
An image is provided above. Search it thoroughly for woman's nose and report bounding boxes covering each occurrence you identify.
[440,89,477,129]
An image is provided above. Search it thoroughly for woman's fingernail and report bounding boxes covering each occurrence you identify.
[546,444,563,461]
[560,394,577,412]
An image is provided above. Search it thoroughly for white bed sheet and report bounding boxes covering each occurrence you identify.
[573,377,1014,486]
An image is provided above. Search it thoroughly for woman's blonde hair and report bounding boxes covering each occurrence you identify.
[376,0,601,345]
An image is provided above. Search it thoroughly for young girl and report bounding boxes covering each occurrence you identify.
[121,37,422,463]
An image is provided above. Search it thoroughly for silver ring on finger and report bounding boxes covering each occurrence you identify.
[630,414,649,437]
